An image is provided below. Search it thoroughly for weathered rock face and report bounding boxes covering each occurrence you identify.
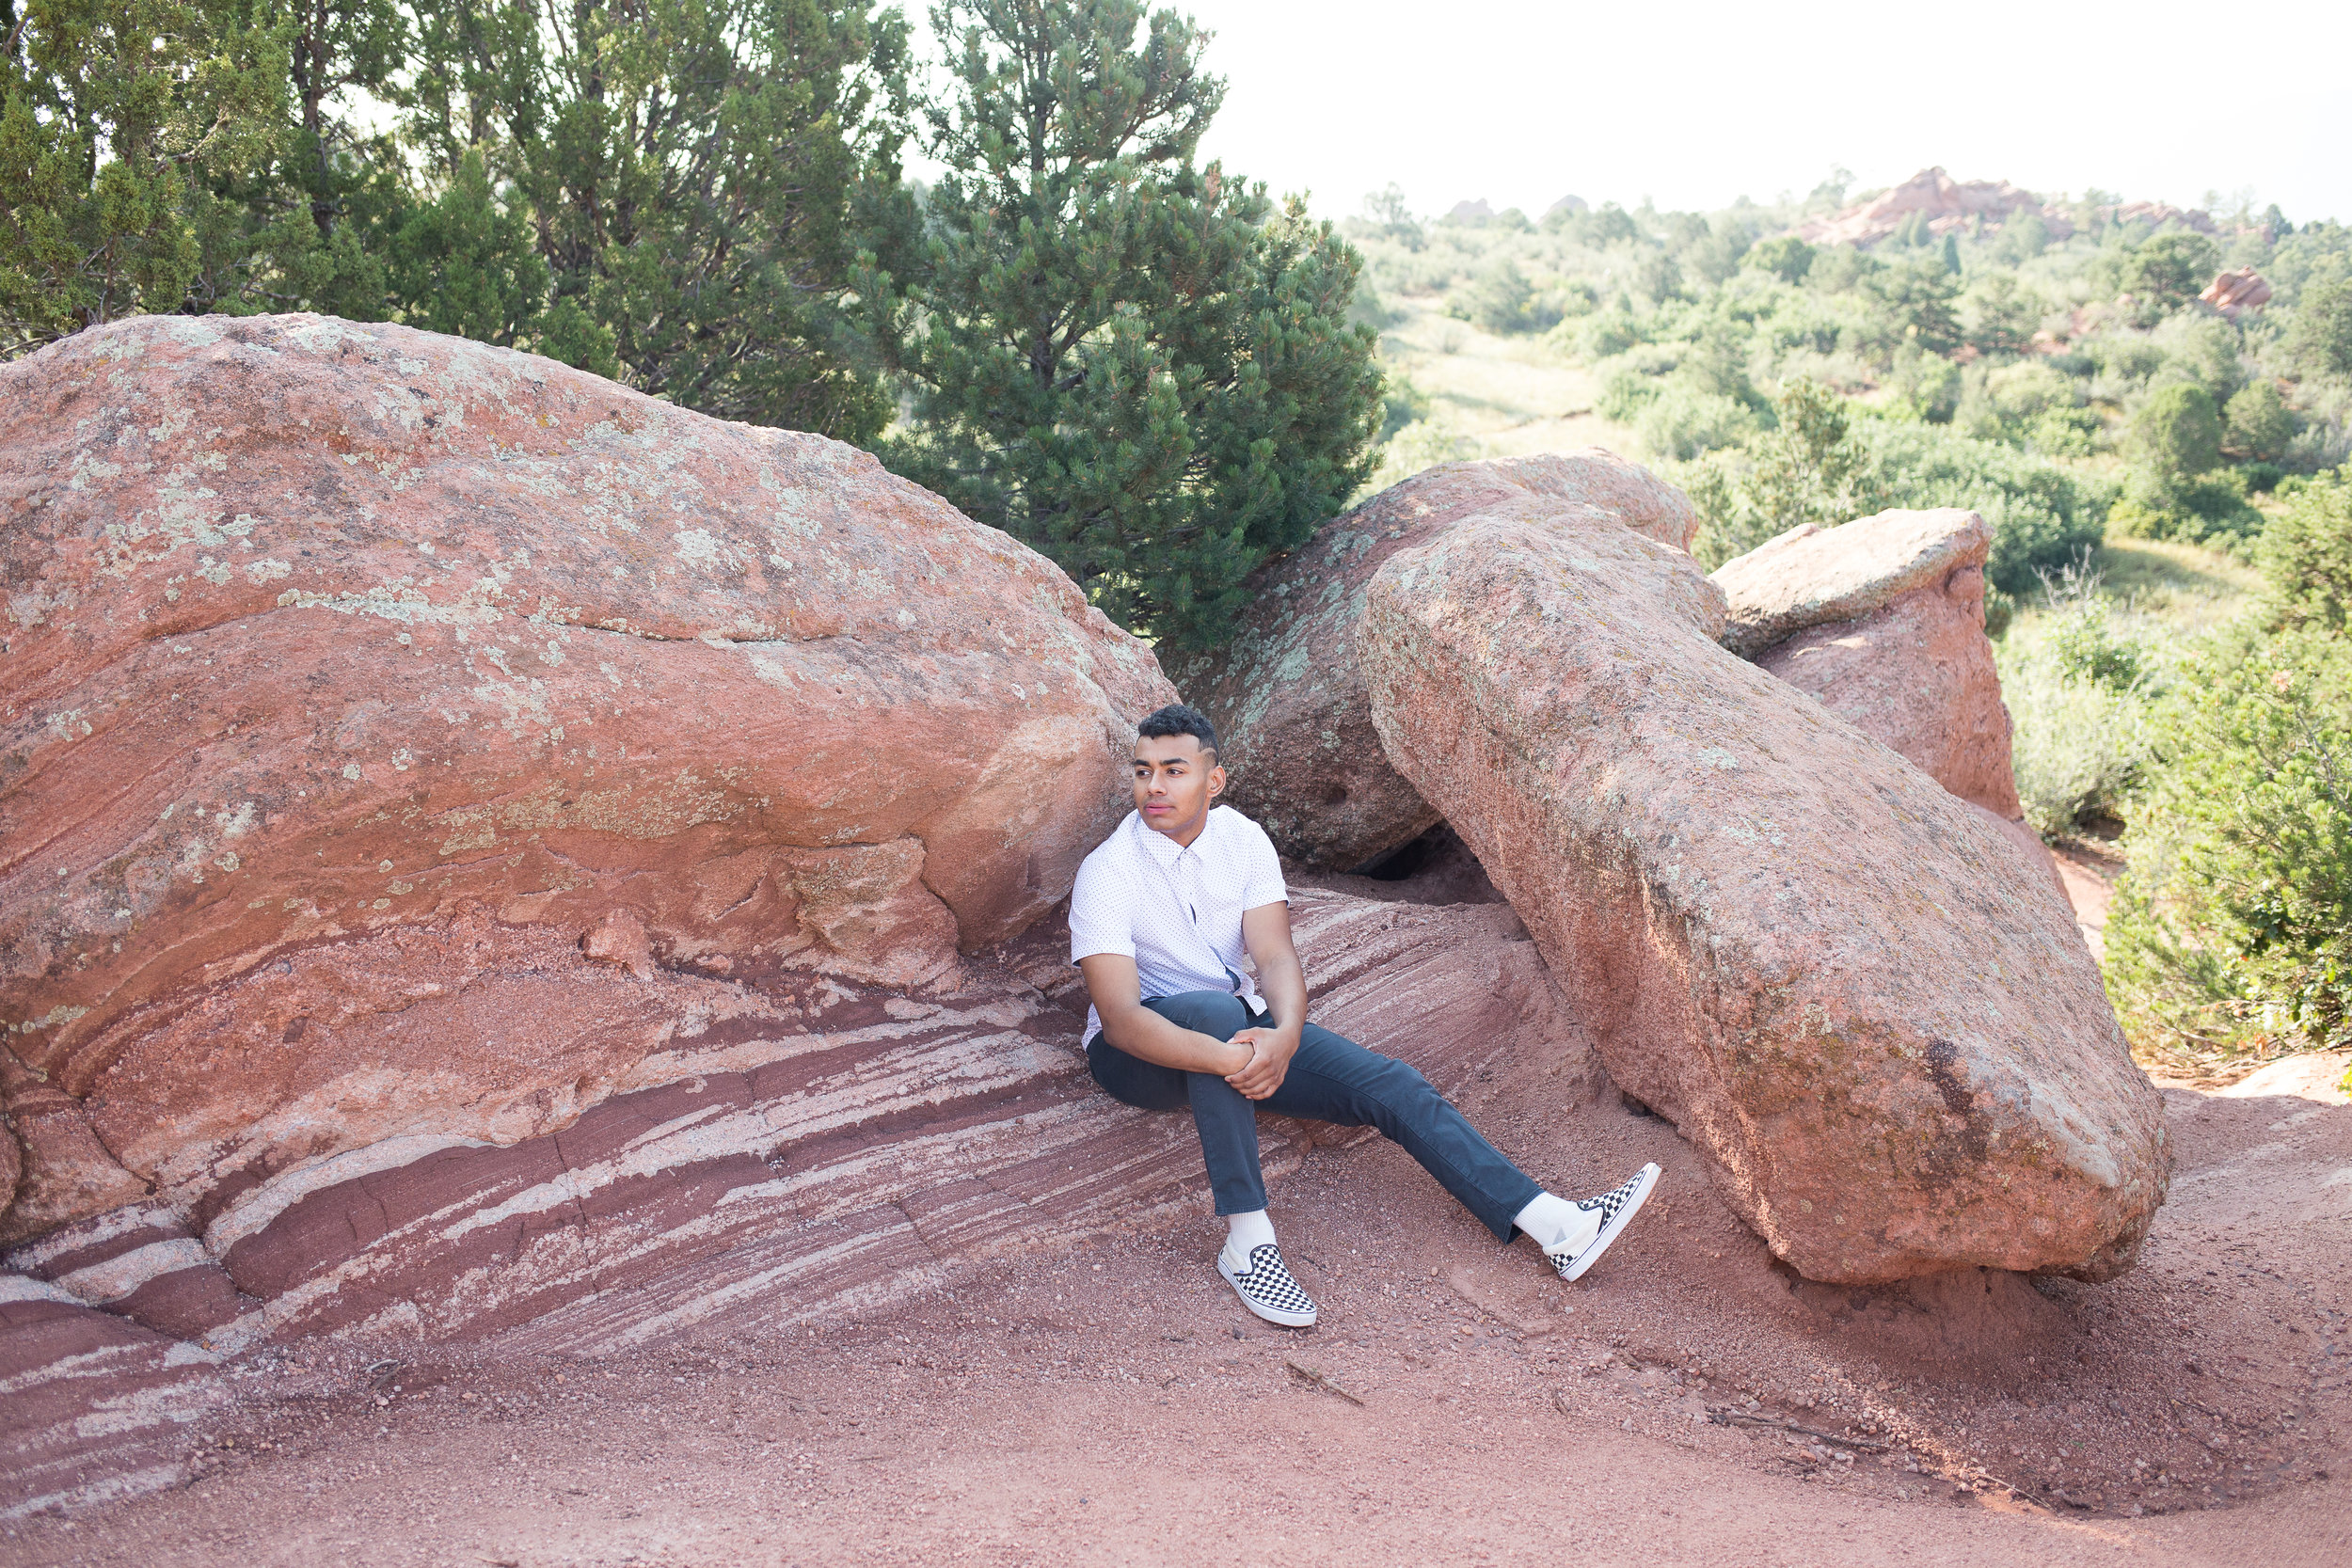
[1361,514,2169,1284]
[1174,452,1701,869]
[1712,510,2022,819]
[0,316,1605,1367]
[0,312,1175,1248]
[0,1117,19,1223]
[1,1056,150,1248]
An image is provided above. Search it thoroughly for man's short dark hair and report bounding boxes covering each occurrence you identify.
[1137,703,1219,759]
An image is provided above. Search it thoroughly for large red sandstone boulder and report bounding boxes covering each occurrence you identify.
[1359,514,2169,1284]
[1173,453,1701,869]
[1711,510,2022,819]
[0,313,1174,1250]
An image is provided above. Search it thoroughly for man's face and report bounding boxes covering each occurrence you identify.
[1133,733,1222,834]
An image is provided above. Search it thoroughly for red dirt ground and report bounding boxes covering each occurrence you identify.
[2,1062,2344,1568]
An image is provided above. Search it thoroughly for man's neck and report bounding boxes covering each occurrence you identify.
[1145,806,1212,848]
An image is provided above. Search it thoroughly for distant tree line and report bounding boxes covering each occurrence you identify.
[0,0,1380,651]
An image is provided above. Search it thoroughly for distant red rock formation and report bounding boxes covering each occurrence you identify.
[2201,266,2273,318]
[1795,167,2226,252]
[2106,199,2217,235]
[1797,167,2058,247]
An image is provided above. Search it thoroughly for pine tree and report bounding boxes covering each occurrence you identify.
[404,0,912,435]
[201,0,410,322]
[858,0,1382,650]
[1746,376,1884,534]
[0,0,291,355]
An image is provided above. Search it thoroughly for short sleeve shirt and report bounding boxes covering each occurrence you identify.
[1068,806,1289,1044]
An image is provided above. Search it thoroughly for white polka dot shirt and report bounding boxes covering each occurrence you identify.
[1068,806,1290,1045]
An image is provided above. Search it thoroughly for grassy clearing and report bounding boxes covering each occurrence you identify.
[2091,536,2262,628]
[1368,297,1636,487]
[1998,535,2254,847]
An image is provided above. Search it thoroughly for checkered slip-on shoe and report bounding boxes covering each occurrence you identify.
[1216,1243,1318,1328]
[1546,1162,1661,1283]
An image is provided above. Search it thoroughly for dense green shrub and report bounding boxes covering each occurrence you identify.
[2290,267,2352,378]
[1955,360,2075,445]
[2047,594,2148,689]
[1683,376,1881,563]
[1684,391,2107,578]
[2002,647,2153,838]
[2225,380,2299,462]
[1962,273,2042,357]
[2134,383,2226,477]
[1860,260,1963,356]
[0,0,297,354]
[1883,344,1962,422]
[2148,313,2244,404]
[2107,476,2352,1055]
[2,0,913,433]
[1450,257,1556,334]
[2109,382,2265,542]
[1631,249,1684,305]
[1859,421,2112,594]
[1635,384,1756,462]
[2259,469,2352,630]
[1744,235,1814,285]
[2105,626,2352,1053]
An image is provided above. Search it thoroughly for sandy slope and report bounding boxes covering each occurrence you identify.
[3,1046,2343,1568]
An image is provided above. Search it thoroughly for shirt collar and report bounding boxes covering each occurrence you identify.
[1133,807,1211,864]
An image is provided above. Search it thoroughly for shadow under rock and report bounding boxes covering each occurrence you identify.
[1301,822,1512,911]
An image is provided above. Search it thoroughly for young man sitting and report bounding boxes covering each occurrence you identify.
[1071,704,1660,1327]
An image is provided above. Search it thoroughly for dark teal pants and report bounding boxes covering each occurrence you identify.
[1086,990,1539,1241]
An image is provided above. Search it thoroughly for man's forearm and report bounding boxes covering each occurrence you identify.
[1101,1006,1251,1073]
[1256,956,1309,1039]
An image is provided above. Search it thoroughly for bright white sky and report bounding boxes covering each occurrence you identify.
[928,0,2352,226]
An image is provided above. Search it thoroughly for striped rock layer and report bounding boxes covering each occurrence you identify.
[1360,512,2169,1285]
[1173,452,1699,872]
[0,1275,228,1522]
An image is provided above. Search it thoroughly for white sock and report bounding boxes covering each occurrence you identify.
[1223,1210,1276,1263]
[1515,1190,1598,1256]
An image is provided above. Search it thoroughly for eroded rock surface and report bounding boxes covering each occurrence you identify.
[0,312,1172,1248]
[1361,514,2168,1284]
[1174,452,1700,869]
[0,1056,149,1248]
[1713,509,2022,818]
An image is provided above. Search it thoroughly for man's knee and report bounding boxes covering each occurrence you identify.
[1287,1025,1440,1119]
[1144,990,1252,1040]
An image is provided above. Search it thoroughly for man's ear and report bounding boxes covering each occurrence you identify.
[1207,763,1225,799]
